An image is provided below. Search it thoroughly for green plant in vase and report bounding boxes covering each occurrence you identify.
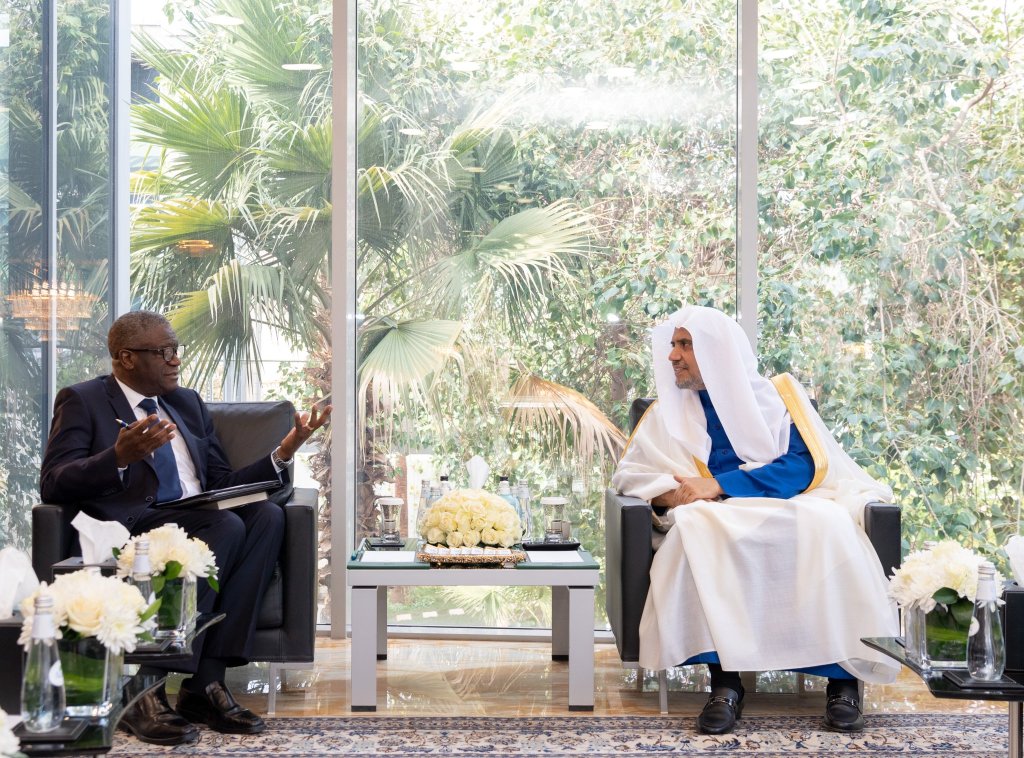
[116,524,219,640]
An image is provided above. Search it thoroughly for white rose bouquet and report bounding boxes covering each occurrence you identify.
[115,523,219,592]
[18,570,156,655]
[889,540,1004,612]
[0,707,24,758]
[419,488,522,549]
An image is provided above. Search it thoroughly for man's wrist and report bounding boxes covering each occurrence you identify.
[271,446,292,469]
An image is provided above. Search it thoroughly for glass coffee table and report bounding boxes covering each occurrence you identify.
[347,540,600,712]
[863,636,1024,758]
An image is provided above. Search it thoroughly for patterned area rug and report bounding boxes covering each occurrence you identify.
[108,714,1010,757]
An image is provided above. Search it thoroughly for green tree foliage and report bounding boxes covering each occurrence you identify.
[1,0,114,548]
[755,0,1024,561]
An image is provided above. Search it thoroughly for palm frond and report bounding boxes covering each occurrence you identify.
[503,370,626,471]
[132,82,257,197]
[131,198,237,254]
[218,0,325,112]
[133,31,206,93]
[433,200,594,330]
[263,120,332,205]
[358,318,462,412]
[168,261,288,387]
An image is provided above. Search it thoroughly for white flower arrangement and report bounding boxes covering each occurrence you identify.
[0,707,22,758]
[18,570,156,655]
[889,540,1005,612]
[419,488,522,549]
[115,524,219,591]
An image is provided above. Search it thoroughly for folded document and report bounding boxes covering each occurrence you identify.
[155,480,278,510]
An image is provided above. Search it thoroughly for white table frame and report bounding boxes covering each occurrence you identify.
[347,558,599,712]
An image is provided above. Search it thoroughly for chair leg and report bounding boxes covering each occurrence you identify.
[658,670,668,714]
[740,670,757,694]
[267,662,280,716]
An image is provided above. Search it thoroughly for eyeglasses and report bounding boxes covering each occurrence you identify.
[124,345,184,363]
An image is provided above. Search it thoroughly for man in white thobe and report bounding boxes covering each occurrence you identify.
[611,305,899,734]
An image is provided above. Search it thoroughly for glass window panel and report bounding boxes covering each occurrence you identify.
[0,0,45,550]
[759,2,1024,558]
[129,0,333,620]
[357,0,737,629]
[55,0,114,387]
[0,0,114,551]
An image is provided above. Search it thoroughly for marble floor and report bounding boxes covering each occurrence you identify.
[214,636,1008,719]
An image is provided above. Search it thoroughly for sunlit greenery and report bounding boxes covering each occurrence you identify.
[123,0,1024,628]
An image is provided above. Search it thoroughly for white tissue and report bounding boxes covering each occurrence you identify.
[71,511,130,565]
[1007,535,1024,586]
[466,455,490,490]
[0,547,38,619]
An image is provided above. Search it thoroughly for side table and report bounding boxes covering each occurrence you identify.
[347,543,600,712]
[16,672,164,757]
[16,612,225,756]
[863,636,1024,758]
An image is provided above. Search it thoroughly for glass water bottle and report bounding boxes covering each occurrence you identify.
[416,479,431,536]
[967,560,1005,681]
[497,476,528,540]
[130,537,155,605]
[21,594,66,732]
[514,482,533,541]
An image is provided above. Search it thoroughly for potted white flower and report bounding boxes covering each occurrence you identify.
[115,524,218,641]
[18,571,156,717]
[889,540,1004,668]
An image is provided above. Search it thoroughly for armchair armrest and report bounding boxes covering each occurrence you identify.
[605,488,654,664]
[864,501,901,577]
[260,485,317,661]
[32,503,80,582]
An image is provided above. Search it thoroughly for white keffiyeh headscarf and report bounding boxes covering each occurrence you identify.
[650,305,790,465]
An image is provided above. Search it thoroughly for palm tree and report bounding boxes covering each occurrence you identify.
[130,0,625,612]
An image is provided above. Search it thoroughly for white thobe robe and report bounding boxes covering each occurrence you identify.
[611,381,900,682]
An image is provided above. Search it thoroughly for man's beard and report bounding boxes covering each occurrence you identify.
[675,377,706,390]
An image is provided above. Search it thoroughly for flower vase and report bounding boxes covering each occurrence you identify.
[57,636,122,717]
[922,599,974,669]
[903,605,928,669]
[155,576,197,640]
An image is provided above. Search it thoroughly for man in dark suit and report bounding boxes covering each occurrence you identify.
[40,311,331,746]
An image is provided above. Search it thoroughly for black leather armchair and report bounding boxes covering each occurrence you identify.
[31,400,317,713]
[605,398,902,669]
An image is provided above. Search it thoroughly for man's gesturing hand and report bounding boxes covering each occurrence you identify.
[277,403,333,461]
[114,414,177,468]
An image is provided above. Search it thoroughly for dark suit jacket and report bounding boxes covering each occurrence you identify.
[40,375,283,529]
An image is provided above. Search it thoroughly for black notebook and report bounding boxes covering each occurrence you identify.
[154,480,278,510]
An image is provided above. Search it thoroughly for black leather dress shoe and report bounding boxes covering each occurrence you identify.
[696,685,744,734]
[177,680,266,734]
[118,682,200,746]
[823,680,864,732]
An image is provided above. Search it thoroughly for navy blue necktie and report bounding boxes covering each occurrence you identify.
[138,398,183,503]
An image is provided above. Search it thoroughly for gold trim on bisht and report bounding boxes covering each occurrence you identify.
[771,373,828,493]
[618,399,660,462]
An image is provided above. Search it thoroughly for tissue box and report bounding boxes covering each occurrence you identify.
[0,613,23,712]
[1003,583,1024,672]
[51,556,117,580]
